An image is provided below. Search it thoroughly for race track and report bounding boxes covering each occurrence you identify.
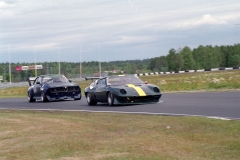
[0,92,239,120]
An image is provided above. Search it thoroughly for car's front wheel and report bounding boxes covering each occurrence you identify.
[86,93,97,106]
[28,91,36,102]
[108,92,114,106]
[41,92,48,102]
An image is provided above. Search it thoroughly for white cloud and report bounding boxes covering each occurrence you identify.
[220,13,240,22]
[177,14,228,29]
[0,1,15,17]
[0,0,240,62]
[0,1,10,8]
[197,14,227,25]
[32,43,59,51]
[105,35,156,46]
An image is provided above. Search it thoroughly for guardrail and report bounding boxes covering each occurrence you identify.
[0,78,85,89]
[136,67,240,76]
[1,67,239,88]
[0,82,29,89]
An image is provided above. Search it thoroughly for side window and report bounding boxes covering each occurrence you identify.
[90,80,98,89]
[100,79,106,87]
[96,79,106,87]
[33,78,38,85]
[35,77,42,84]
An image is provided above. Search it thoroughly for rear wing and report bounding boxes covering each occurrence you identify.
[27,77,36,86]
[85,77,103,82]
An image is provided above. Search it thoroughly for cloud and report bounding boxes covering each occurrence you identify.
[5,43,60,53]
[32,43,59,51]
[196,14,227,25]
[0,0,240,63]
[0,1,15,17]
[0,1,10,8]
[220,13,240,22]
[105,35,157,46]
[177,14,228,29]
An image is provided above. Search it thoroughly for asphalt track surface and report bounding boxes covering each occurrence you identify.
[0,92,239,120]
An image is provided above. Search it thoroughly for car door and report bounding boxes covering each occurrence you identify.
[95,78,107,102]
[32,76,42,97]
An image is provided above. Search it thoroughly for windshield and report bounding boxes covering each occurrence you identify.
[107,75,144,85]
[44,75,69,83]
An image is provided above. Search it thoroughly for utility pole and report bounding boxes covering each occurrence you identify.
[8,43,11,84]
[47,63,49,74]
[99,61,101,77]
[80,44,82,79]
[34,48,37,77]
[58,44,61,74]
[98,44,101,77]
[4,68,6,83]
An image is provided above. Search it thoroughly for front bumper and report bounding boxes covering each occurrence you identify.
[46,92,81,101]
[113,94,162,105]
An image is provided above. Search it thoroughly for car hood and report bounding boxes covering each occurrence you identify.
[110,84,161,96]
[46,82,79,88]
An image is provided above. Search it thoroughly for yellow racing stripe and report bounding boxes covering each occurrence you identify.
[127,84,146,96]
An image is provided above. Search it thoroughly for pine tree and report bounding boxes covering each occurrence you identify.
[180,46,195,70]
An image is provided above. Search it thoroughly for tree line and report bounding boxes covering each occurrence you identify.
[149,44,240,72]
[0,60,150,82]
[0,44,239,82]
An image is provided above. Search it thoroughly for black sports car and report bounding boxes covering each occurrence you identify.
[84,75,162,106]
[27,74,81,102]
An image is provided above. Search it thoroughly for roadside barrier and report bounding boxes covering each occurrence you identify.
[0,78,85,89]
[1,67,239,87]
[137,67,240,76]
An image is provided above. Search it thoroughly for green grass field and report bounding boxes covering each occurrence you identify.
[0,70,240,159]
[1,70,240,98]
[140,70,240,92]
[0,110,240,160]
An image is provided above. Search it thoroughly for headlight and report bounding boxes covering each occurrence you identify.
[50,88,57,93]
[120,89,127,95]
[153,87,160,93]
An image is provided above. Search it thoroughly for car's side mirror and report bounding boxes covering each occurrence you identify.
[69,80,72,83]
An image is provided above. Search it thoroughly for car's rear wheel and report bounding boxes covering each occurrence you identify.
[28,91,36,102]
[108,92,114,106]
[87,93,97,106]
[41,92,48,102]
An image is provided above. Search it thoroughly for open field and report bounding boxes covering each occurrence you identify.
[140,70,240,92]
[1,70,240,98]
[0,110,240,160]
[1,70,240,159]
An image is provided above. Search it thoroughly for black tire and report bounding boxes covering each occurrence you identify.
[28,91,36,102]
[86,93,97,106]
[108,92,114,106]
[41,92,48,102]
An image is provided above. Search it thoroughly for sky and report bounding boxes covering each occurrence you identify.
[0,0,240,63]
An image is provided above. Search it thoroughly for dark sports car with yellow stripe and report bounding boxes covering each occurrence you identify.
[84,75,162,106]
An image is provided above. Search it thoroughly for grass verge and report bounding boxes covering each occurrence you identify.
[1,70,240,98]
[1,71,240,159]
[140,70,240,92]
[0,110,240,160]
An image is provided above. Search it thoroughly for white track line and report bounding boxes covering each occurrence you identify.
[0,108,239,120]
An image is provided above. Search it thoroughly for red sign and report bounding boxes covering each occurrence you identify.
[15,66,22,71]
[15,65,43,71]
